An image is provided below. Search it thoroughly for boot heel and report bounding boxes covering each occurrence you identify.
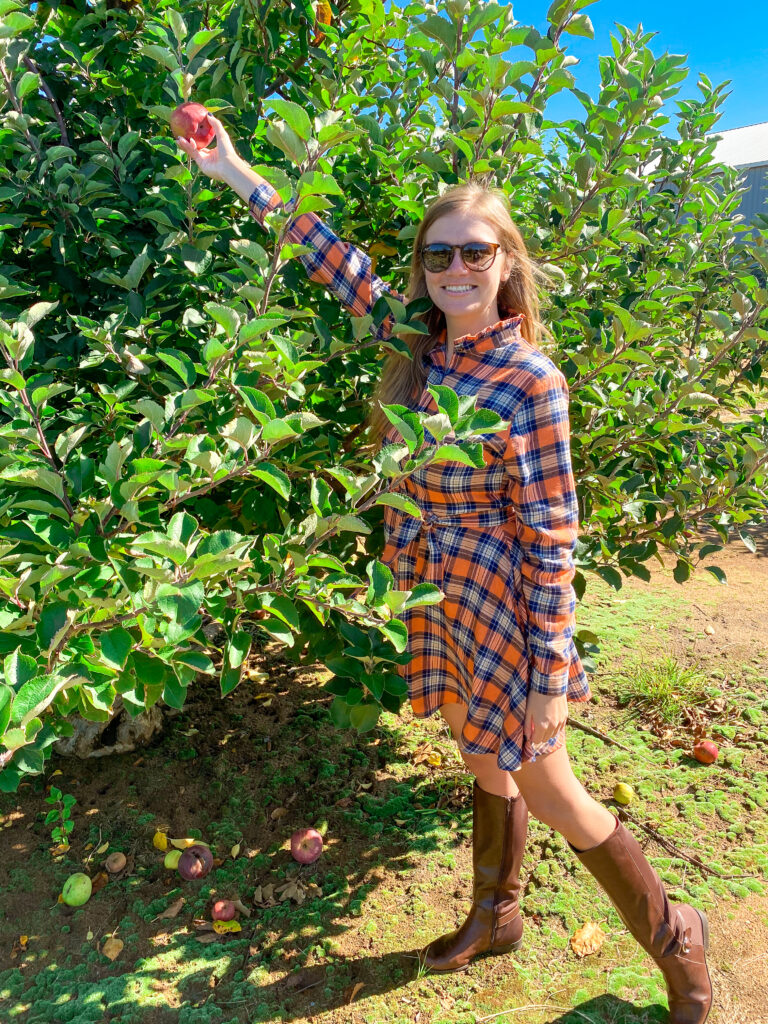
[492,936,524,954]
[697,909,709,952]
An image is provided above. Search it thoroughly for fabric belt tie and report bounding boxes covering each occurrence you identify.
[390,505,516,587]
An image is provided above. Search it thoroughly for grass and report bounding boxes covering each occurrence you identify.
[614,655,715,727]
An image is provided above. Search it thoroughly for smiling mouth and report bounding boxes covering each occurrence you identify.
[442,286,477,292]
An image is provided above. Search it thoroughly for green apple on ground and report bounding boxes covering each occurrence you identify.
[61,873,92,907]
[613,782,635,805]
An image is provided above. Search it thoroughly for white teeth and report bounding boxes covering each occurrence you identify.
[444,286,475,293]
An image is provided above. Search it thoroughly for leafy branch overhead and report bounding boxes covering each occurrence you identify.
[0,0,766,789]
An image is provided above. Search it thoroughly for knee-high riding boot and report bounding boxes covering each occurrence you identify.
[421,779,528,972]
[569,814,713,1024]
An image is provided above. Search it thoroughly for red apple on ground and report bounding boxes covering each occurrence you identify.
[212,899,236,921]
[693,739,719,764]
[178,844,214,880]
[170,102,214,150]
[290,827,323,865]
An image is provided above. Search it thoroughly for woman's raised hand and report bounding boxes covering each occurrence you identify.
[175,114,241,183]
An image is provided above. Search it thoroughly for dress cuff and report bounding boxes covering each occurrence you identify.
[529,667,568,697]
[248,182,296,218]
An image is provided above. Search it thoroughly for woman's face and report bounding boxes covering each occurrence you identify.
[422,211,514,343]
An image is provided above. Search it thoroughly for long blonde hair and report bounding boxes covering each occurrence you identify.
[365,182,553,448]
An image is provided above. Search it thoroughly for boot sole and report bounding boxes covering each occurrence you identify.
[422,936,524,973]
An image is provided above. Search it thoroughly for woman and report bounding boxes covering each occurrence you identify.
[176,117,712,1023]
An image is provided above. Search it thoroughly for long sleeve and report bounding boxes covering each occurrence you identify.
[503,371,580,697]
[248,182,406,342]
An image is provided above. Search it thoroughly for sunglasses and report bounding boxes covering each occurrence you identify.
[420,241,502,273]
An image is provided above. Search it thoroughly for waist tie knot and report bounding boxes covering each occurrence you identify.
[389,504,516,586]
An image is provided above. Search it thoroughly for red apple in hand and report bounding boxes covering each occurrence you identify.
[290,827,323,865]
[170,102,215,150]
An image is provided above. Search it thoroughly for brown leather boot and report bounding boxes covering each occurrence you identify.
[569,814,713,1024]
[421,779,528,972]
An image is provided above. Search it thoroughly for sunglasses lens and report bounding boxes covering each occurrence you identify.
[422,244,453,272]
[463,243,495,268]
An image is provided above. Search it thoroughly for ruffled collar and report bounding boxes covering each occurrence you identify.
[425,313,525,368]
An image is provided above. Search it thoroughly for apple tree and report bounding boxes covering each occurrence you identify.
[0,0,766,790]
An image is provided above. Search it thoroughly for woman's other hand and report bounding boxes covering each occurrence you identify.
[175,114,241,183]
[524,689,568,746]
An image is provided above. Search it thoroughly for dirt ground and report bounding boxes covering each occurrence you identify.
[0,523,766,1023]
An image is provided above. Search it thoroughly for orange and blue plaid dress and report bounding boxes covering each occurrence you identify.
[249,184,592,772]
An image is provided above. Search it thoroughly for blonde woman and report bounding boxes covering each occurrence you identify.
[177,117,712,1023]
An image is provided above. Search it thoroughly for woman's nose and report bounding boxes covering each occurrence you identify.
[447,248,468,272]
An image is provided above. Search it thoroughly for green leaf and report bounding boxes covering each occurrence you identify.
[251,464,291,500]
[3,651,37,690]
[156,583,204,625]
[0,467,64,500]
[704,565,727,584]
[0,684,12,735]
[595,565,623,591]
[156,349,196,387]
[204,302,240,339]
[100,627,133,670]
[220,631,250,696]
[378,619,408,652]
[373,493,423,518]
[349,703,380,733]
[268,98,313,141]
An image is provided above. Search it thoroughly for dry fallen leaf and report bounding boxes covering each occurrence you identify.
[704,625,715,636]
[232,898,252,918]
[230,843,240,859]
[91,871,109,895]
[101,937,124,961]
[212,919,242,934]
[270,807,288,821]
[154,897,185,921]
[347,981,365,1004]
[570,921,606,957]
[96,841,109,855]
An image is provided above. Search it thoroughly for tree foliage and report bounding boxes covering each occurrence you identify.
[0,0,766,790]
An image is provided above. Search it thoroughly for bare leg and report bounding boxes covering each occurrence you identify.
[438,702,520,799]
[438,702,614,847]
[510,743,616,850]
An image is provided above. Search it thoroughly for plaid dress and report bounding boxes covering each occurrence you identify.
[249,184,592,772]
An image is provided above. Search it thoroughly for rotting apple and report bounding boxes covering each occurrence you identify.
[105,852,127,874]
[290,827,323,865]
[170,102,214,150]
[212,899,236,921]
[178,844,214,880]
[693,740,719,764]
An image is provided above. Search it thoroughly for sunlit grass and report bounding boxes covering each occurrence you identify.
[614,655,713,726]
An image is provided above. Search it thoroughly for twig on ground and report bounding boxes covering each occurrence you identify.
[619,809,761,880]
[568,715,647,756]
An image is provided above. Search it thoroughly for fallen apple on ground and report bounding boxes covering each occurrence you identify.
[62,872,92,907]
[211,899,236,921]
[693,739,719,764]
[105,852,126,873]
[178,844,213,880]
[613,782,635,806]
[290,827,324,864]
[164,849,182,870]
[170,102,214,150]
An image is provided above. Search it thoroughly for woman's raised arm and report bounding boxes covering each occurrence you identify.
[176,115,406,342]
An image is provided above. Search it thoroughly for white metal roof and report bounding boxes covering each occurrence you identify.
[708,121,768,169]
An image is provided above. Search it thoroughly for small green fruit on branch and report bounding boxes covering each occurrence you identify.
[170,102,214,150]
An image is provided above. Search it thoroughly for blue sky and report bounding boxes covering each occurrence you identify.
[518,0,766,132]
